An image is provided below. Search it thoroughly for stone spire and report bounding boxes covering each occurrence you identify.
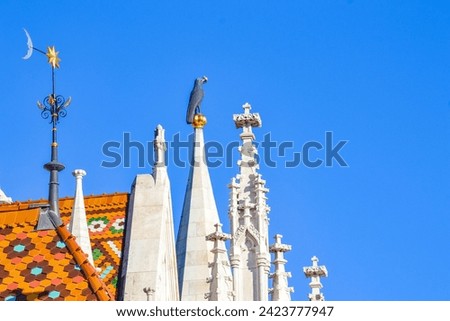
[120,125,179,301]
[176,113,224,301]
[303,256,328,301]
[205,223,234,301]
[228,103,271,301]
[0,188,12,204]
[68,169,94,267]
[269,234,293,301]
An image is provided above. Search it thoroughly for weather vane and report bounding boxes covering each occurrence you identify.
[23,28,71,229]
[22,28,71,121]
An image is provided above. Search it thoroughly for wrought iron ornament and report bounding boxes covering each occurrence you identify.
[37,95,71,124]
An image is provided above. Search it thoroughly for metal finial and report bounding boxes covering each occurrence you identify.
[46,46,61,69]
[23,29,71,229]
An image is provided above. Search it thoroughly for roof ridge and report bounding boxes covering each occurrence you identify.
[61,192,129,201]
[0,193,129,209]
[0,202,46,212]
[0,208,39,226]
[55,222,114,301]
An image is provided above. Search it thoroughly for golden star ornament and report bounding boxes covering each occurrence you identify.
[46,46,61,69]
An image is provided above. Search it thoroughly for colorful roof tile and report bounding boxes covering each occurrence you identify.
[60,193,128,297]
[0,192,128,301]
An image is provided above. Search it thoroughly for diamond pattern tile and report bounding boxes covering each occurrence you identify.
[0,219,98,301]
[0,192,127,301]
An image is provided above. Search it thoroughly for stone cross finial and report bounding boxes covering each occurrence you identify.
[269,234,293,301]
[233,102,262,130]
[303,256,328,301]
[206,223,231,243]
[270,234,292,253]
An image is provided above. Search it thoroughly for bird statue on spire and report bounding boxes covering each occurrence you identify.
[186,76,208,124]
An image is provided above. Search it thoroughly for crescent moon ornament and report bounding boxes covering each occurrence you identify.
[62,96,72,108]
[22,28,34,60]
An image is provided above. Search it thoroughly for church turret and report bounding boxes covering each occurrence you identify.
[269,234,293,301]
[176,113,226,300]
[228,103,271,301]
[69,169,95,267]
[120,125,179,301]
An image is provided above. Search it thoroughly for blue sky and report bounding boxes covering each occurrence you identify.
[1,1,450,300]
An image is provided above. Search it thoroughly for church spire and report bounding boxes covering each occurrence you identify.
[69,169,95,267]
[205,223,234,301]
[176,113,225,301]
[269,234,293,301]
[303,256,328,301]
[228,103,271,301]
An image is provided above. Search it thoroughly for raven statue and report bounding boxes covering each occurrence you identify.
[186,76,208,124]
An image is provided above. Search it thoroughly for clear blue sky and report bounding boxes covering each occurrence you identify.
[1,1,450,300]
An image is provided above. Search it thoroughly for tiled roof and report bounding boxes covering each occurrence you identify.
[0,192,128,301]
[60,193,128,297]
